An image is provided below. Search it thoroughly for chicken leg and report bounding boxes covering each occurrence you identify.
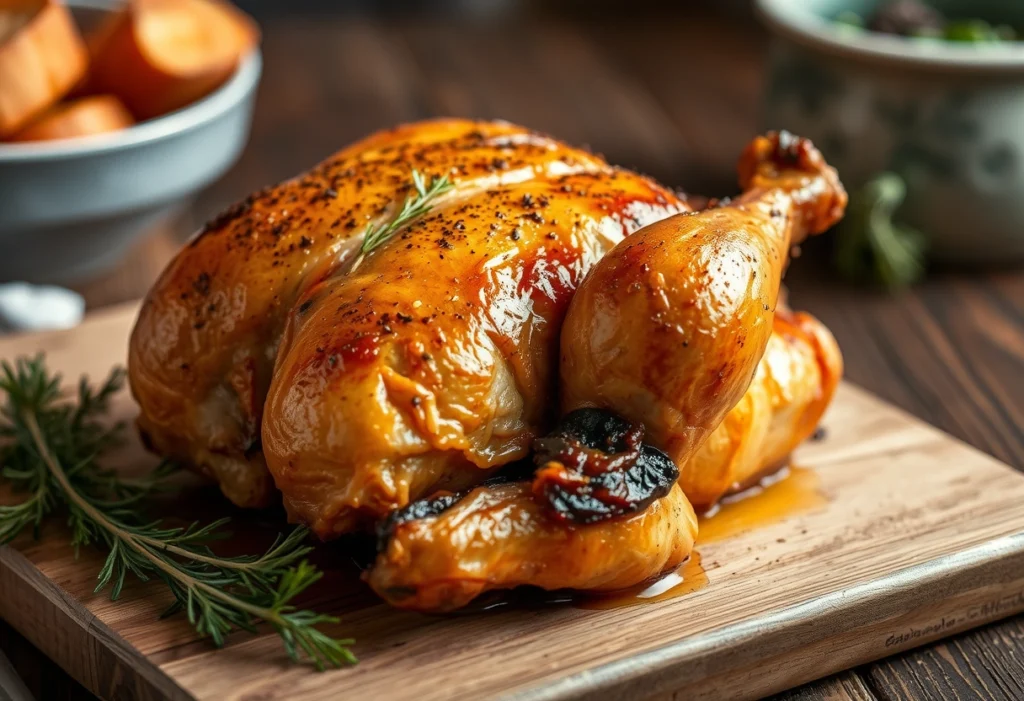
[557,132,846,498]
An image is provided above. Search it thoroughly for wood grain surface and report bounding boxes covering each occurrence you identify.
[2,303,1024,701]
[3,6,1024,701]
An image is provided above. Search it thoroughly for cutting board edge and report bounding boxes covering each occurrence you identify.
[0,545,190,701]
[6,307,1024,701]
[507,530,1024,701]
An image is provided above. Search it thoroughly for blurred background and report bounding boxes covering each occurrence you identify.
[2,0,772,308]
[10,0,1024,303]
[205,0,761,222]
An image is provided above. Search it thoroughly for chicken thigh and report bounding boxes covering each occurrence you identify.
[681,306,842,510]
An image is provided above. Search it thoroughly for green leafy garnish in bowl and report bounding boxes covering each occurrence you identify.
[834,1,1019,43]
[944,19,1016,43]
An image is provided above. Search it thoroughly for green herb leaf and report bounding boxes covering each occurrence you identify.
[835,10,864,29]
[353,168,454,268]
[0,356,355,669]
[944,19,1011,43]
[834,172,927,290]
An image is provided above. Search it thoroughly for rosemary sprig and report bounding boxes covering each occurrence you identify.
[834,172,927,290]
[352,168,454,269]
[0,356,355,670]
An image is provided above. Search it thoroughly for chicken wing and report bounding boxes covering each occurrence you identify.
[368,480,697,612]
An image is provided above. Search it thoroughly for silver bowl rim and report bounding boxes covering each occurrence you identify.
[757,0,1024,72]
[0,0,262,163]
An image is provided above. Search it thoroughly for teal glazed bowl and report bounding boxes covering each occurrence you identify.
[0,0,261,284]
[757,0,1024,264]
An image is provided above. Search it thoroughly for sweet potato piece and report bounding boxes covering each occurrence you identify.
[0,0,88,136]
[87,0,258,119]
[9,94,134,141]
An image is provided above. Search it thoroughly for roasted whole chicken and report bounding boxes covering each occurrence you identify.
[129,118,846,612]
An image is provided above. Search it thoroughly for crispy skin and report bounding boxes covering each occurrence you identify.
[559,133,846,473]
[368,481,697,612]
[129,119,686,526]
[131,122,848,616]
[366,306,840,611]
[681,307,843,510]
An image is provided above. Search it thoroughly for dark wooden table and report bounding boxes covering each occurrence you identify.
[4,7,1024,700]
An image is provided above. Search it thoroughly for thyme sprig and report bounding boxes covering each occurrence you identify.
[0,356,355,670]
[352,168,454,269]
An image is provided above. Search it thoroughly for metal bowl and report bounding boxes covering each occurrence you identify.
[0,0,261,283]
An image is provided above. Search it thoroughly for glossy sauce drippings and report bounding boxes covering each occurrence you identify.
[453,554,709,614]
[698,466,826,544]
[576,553,708,610]
[571,466,826,610]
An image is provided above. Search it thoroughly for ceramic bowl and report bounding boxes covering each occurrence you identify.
[0,0,261,284]
[758,0,1024,264]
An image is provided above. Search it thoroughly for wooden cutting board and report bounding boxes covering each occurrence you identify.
[3,303,1024,701]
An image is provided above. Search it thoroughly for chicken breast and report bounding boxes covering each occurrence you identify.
[129,119,687,529]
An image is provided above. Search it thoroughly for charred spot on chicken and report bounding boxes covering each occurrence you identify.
[375,461,536,552]
[531,409,679,525]
[375,493,461,553]
[373,409,677,551]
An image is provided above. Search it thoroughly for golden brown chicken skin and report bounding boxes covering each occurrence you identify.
[559,133,846,479]
[132,121,555,507]
[264,159,686,537]
[680,307,842,510]
[131,119,850,613]
[367,481,697,612]
[130,118,687,526]
[366,306,839,611]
